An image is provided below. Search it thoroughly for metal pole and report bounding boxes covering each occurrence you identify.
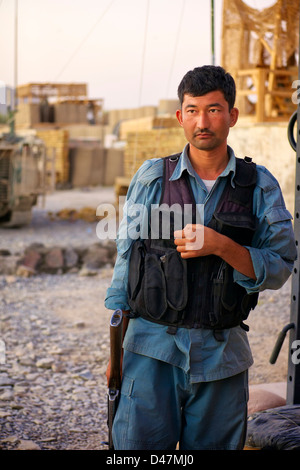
[211,0,215,65]
[286,15,300,405]
[14,0,18,111]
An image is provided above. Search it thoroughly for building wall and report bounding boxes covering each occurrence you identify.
[228,123,296,215]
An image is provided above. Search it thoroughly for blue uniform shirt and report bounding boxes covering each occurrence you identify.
[105,145,296,382]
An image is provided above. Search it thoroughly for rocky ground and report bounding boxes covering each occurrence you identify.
[0,186,294,450]
[0,271,112,450]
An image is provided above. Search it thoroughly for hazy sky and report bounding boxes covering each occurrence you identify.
[0,0,276,110]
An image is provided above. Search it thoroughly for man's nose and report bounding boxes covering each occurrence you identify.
[196,112,210,129]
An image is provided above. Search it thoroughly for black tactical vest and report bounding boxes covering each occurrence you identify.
[127,153,259,334]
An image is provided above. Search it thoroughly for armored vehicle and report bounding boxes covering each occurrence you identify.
[0,135,47,227]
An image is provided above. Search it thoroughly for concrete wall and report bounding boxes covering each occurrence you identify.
[228,122,296,216]
[68,145,124,187]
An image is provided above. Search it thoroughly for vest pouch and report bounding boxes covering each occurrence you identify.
[220,264,238,312]
[211,262,258,329]
[213,212,256,246]
[221,263,258,323]
[144,253,168,319]
[128,240,146,301]
[128,240,188,322]
[161,249,188,311]
[212,263,243,329]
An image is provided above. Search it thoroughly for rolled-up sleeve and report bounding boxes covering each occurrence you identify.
[234,166,297,293]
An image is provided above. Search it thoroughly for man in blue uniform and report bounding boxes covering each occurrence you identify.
[105,65,297,450]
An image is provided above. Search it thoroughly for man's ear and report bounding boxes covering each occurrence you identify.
[176,108,183,127]
[229,107,239,128]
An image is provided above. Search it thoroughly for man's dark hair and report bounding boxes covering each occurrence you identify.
[177,65,236,110]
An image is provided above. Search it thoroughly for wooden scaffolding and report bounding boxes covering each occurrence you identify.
[221,0,299,122]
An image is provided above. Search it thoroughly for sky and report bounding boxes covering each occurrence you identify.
[0,0,277,111]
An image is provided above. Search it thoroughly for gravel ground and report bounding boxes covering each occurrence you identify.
[0,186,294,450]
[0,271,112,450]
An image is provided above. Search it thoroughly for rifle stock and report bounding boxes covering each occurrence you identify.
[107,309,123,450]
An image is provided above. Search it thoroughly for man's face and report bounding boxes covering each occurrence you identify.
[176,90,238,152]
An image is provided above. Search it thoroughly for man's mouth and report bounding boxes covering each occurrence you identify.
[194,131,214,138]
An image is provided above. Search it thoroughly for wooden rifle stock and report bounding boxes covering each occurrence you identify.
[107,309,123,450]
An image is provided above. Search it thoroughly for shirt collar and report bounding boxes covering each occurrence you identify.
[170,144,236,187]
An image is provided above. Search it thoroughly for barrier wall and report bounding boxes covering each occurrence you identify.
[228,122,296,215]
[69,145,124,187]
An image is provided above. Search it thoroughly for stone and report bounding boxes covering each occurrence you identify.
[1,435,18,443]
[19,357,36,367]
[44,247,64,271]
[0,241,117,276]
[101,239,117,259]
[11,403,24,410]
[0,255,19,275]
[78,267,98,277]
[64,247,79,268]
[0,376,14,387]
[17,439,41,450]
[18,248,41,272]
[25,243,46,254]
[40,437,57,443]
[0,389,14,401]
[16,265,36,277]
[77,370,93,381]
[51,362,66,373]
[36,358,55,369]
[4,275,17,283]
[82,244,110,269]
[67,266,79,273]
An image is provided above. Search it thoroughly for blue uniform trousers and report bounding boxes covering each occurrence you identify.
[112,350,249,450]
